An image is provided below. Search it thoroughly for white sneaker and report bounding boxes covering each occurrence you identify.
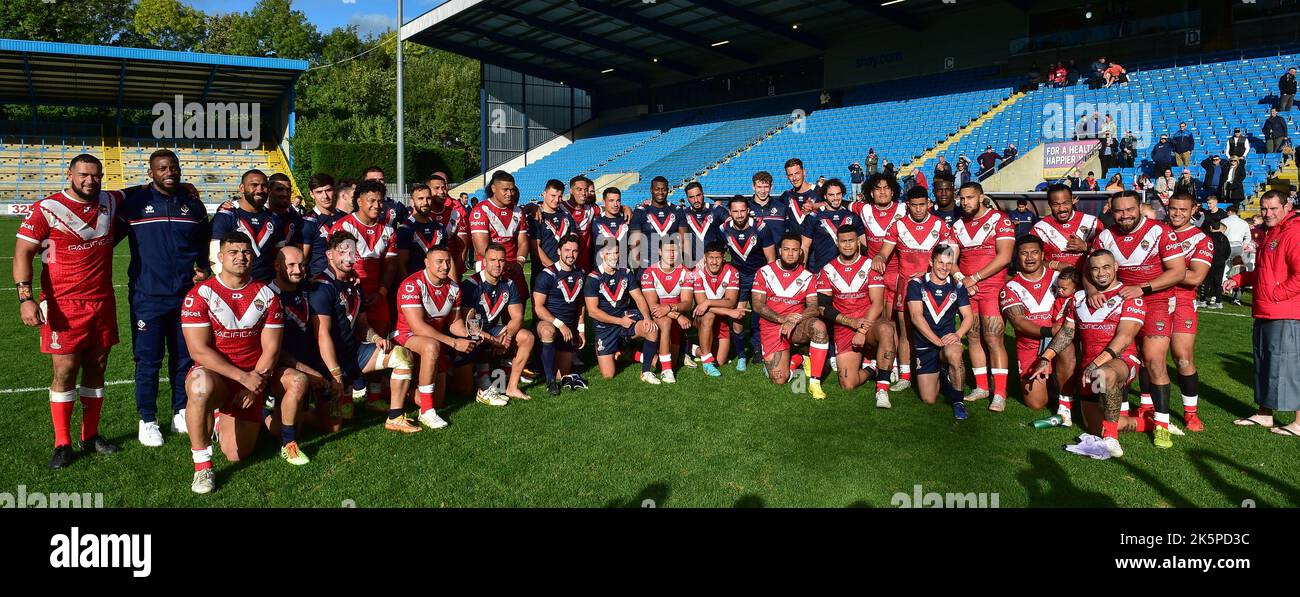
[829,357,839,372]
[170,409,188,435]
[418,409,449,429]
[660,369,677,384]
[138,420,164,447]
[1101,436,1124,458]
[640,371,662,385]
[965,388,990,402]
[682,355,698,368]
[875,390,892,409]
[191,468,215,494]
[989,395,1007,412]
[890,378,911,392]
[475,388,509,407]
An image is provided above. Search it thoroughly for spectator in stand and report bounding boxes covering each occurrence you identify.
[955,160,972,186]
[1154,168,1177,204]
[1075,114,1092,140]
[1120,130,1138,167]
[933,155,952,181]
[816,175,827,189]
[1226,128,1251,160]
[1221,156,1247,207]
[1101,114,1117,139]
[912,169,929,192]
[1202,155,1223,198]
[1280,67,1297,112]
[1078,171,1100,191]
[866,149,879,176]
[1098,197,1116,228]
[1151,134,1175,177]
[1221,204,1251,263]
[1052,62,1068,87]
[882,160,897,181]
[1003,142,1018,164]
[1102,61,1127,87]
[1224,191,1300,436]
[1008,198,1037,237]
[1099,132,1118,175]
[1091,56,1108,88]
[1105,173,1124,192]
[1134,172,1154,202]
[1171,122,1195,167]
[1174,168,1199,197]
[1264,107,1289,156]
[290,194,306,216]
[849,162,865,199]
[977,146,1001,180]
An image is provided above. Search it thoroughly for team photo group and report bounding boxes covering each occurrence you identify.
[13,148,1300,495]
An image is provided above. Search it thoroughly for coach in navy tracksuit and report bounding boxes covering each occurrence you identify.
[118,150,210,447]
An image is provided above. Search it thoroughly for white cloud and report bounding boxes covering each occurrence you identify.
[349,13,397,38]
[342,0,357,4]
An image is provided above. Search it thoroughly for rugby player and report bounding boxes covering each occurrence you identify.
[325,180,400,336]
[454,242,534,403]
[591,187,631,269]
[425,174,469,275]
[533,234,589,395]
[210,169,295,283]
[1001,236,1068,422]
[302,173,344,276]
[780,158,820,228]
[1033,184,1099,271]
[749,170,791,245]
[530,179,579,286]
[817,225,895,405]
[640,237,695,383]
[953,182,1015,411]
[682,182,726,268]
[394,244,472,430]
[270,246,336,458]
[751,233,830,399]
[705,195,775,371]
[692,242,744,377]
[854,173,905,373]
[1165,192,1215,432]
[629,176,686,269]
[585,241,661,382]
[470,171,529,295]
[395,183,448,277]
[802,178,863,272]
[906,245,975,419]
[362,166,409,226]
[561,175,597,272]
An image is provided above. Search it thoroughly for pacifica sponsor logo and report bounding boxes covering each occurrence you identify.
[49,527,152,578]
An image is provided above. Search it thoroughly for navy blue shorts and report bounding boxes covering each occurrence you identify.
[911,334,943,375]
[452,323,507,367]
[594,312,642,356]
[738,275,754,303]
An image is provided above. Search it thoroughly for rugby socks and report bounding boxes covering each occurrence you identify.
[1058,395,1073,418]
[939,369,963,405]
[972,367,989,393]
[659,354,673,374]
[367,382,383,404]
[191,447,213,472]
[78,386,104,441]
[809,341,828,380]
[700,352,716,366]
[790,354,804,370]
[475,363,492,391]
[641,341,659,373]
[1102,420,1119,440]
[1178,372,1199,414]
[991,368,1009,397]
[733,323,750,362]
[49,389,76,447]
[387,408,403,420]
[280,424,296,446]
[1137,368,1153,417]
[1151,384,1172,430]
[899,364,912,383]
[541,340,557,382]
[875,367,892,392]
[417,384,436,414]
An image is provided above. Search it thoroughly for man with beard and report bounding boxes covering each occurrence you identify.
[1001,236,1070,423]
[210,170,296,283]
[267,172,303,252]
[930,173,964,226]
[1031,249,1146,458]
[1089,191,1186,448]
[682,181,726,268]
[119,150,211,448]
[873,186,958,392]
[395,183,449,277]
[752,233,830,399]
[705,196,776,372]
[270,246,334,463]
[585,241,661,382]
[629,176,686,269]
[533,235,588,395]
[454,243,534,404]
[1032,184,1099,272]
[530,179,580,288]
[426,174,469,275]
[302,173,344,276]
[817,225,894,405]
[953,182,1015,411]
[1165,193,1215,432]
[802,179,864,272]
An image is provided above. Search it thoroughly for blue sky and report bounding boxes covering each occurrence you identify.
[183,0,445,38]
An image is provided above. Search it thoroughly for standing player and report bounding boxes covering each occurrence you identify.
[817,225,894,405]
[470,171,529,295]
[629,176,686,269]
[692,242,744,377]
[873,186,957,392]
[855,173,905,361]
[930,174,963,225]
[14,154,122,468]
[267,173,303,253]
[181,232,308,493]
[751,233,830,399]
[1033,184,1098,271]
[119,149,211,448]
[706,196,776,371]
[530,179,579,286]
[906,245,975,419]
[456,242,535,403]
[682,182,726,267]
[640,238,695,383]
[1165,192,1214,431]
[562,175,598,272]
[533,234,588,395]
[395,184,448,277]
[750,171,791,245]
[781,158,820,229]
[1031,249,1146,458]
[585,241,661,382]
[314,230,423,430]
[209,170,292,283]
[1089,191,1186,448]
[1000,236,1067,421]
[394,245,471,430]
[953,182,1015,411]
[425,174,469,274]
[331,180,401,336]
[362,166,409,226]
[302,173,344,276]
[592,187,631,269]
[802,179,863,272]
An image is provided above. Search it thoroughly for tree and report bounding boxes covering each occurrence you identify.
[133,0,205,51]
[199,12,258,56]
[248,0,320,60]
[0,0,134,45]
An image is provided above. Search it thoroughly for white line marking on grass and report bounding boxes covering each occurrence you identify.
[1198,310,1253,319]
[0,378,167,395]
[0,283,128,292]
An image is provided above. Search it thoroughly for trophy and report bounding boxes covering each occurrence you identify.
[466,310,483,343]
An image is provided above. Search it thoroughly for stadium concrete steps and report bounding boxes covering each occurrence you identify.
[1254,160,1298,210]
[266,145,302,198]
[102,137,125,190]
[689,111,807,191]
[594,171,639,193]
[899,90,1026,178]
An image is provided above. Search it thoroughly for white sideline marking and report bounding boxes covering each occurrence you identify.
[1198,310,1252,319]
[1,378,168,395]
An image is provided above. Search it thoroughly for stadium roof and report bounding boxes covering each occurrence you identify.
[0,39,309,112]
[401,0,963,91]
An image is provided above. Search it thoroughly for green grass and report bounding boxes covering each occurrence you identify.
[0,216,1294,507]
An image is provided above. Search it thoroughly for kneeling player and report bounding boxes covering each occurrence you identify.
[906,245,974,419]
[182,232,308,494]
[533,234,588,395]
[692,242,744,377]
[394,245,474,429]
[585,241,661,382]
[640,237,694,383]
[453,242,535,404]
[817,225,895,406]
[1000,236,1067,422]
[751,233,830,399]
[1031,249,1145,458]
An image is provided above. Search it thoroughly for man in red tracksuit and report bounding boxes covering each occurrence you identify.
[1226,191,1300,436]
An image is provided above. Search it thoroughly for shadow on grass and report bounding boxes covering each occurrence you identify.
[1017,449,1117,507]
[604,482,671,508]
[1110,457,1196,507]
[1186,448,1300,508]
